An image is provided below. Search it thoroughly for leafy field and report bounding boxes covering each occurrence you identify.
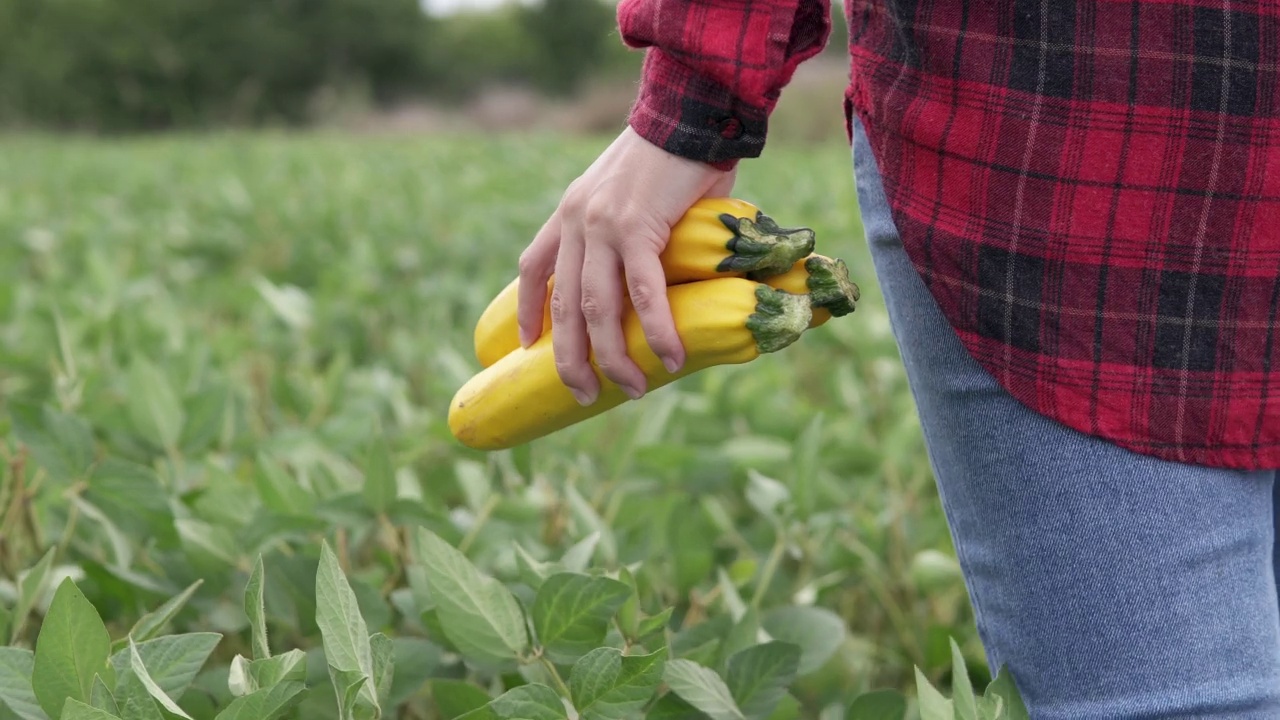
[0,131,1001,719]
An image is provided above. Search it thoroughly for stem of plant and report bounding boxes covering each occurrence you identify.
[459,493,500,554]
[750,521,788,611]
[539,655,573,699]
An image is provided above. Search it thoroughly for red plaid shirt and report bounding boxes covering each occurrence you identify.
[618,0,1280,470]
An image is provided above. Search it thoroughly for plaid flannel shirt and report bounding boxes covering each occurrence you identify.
[618,0,1280,470]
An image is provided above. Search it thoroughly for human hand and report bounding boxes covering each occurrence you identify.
[516,126,736,406]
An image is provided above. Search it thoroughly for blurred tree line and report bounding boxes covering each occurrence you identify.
[0,0,847,132]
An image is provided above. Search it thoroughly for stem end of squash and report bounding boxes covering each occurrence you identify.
[804,255,860,318]
[746,285,812,355]
[717,212,816,278]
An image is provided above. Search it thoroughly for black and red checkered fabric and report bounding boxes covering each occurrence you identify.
[619,0,1280,469]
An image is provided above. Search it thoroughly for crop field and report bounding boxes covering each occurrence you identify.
[0,131,1011,719]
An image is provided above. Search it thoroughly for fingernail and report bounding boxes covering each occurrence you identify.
[662,355,681,373]
[571,388,594,406]
[622,384,644,400]
[519,329,532,347]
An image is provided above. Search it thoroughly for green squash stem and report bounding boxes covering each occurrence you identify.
[745,285,813,354]
[716,211,816,278]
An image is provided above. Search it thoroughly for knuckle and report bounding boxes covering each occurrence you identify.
[517,251,539,278]
[584,201,629,234]
[628,280,659,313]
[580,295,610,324]
[550,290,572,322]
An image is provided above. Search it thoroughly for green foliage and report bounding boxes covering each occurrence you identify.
[0,132,1011,717]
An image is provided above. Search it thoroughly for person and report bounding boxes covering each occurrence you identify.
[513,0,1280,716]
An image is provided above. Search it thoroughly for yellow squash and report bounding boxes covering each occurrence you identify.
[475,253,862,370]
[450,278,818,451]
[472,197,816,367]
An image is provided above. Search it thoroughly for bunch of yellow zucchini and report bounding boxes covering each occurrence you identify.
[448,197,861,450]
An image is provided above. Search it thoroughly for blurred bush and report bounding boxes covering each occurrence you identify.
[0,0,848,133]
[0,0,641,132]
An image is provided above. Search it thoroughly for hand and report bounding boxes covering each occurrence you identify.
[516,126,736,406]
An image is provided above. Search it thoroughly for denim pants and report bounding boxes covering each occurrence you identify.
[850,116,1280,717]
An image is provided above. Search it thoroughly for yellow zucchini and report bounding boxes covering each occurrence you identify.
[472,197,816,367]
[474,253,861,372]
[450,278,817,451]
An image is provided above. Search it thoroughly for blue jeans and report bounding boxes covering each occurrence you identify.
[850,116,1280,718]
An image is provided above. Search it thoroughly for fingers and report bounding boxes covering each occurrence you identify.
[620,242,684,374]
[549,220,600,406]
[582,241,647,399]
[516,214,560,347]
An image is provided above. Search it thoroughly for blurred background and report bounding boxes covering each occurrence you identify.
[0,0,853,141]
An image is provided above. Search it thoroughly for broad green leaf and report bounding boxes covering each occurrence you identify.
[88,677,116,715]
[412,528,528,666]
[764,693,799,720]
[846,690,906,720]
[249,649,308,689]
[245,556,270,660]
[489,684,567,720]
[118,580,203,650]
[0,647,45,720]
[328,667,367,720]
[983,666,1028,720]
[9,403,94,483]
[431,680,492,720]
[56,700,118,720]
[85,460,178,550]
[370,632,394,709]
[564,485,617,566]
[115,672,162,720]
[213,681,306,720]
[560,531,601,573]
[913,667,952,720]
[127,358,184,451]
[126,639,192,719]
[361,434,396,514]
[760,606,846,676]
[315,542,379,714]
[531,573,631,664]
[569,647,666,720]
[32,579,112,719]
[0,607,10,647]
[179,382,231,454]
[949,639,977,720]
[744,471,790,519]
[108,634,221,701]
[663,660,743,720]
[724,642,800,720]
[454,706,499,720]
[12,548,55,644]
[716,609,760,670]
[646,693,710,720]
[512,543,553,589]
[386,638,442,708]
[637,608,673,644]
[255,455,316,517]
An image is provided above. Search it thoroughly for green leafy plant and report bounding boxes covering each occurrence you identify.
[1,526,1024,720]
[1,133,1011,719]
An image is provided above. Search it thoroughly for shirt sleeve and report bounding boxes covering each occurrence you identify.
[617,0,831,170]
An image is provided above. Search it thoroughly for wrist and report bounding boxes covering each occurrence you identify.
[627,48,766,169]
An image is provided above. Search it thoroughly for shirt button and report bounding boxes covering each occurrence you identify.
[718,117,743,139]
